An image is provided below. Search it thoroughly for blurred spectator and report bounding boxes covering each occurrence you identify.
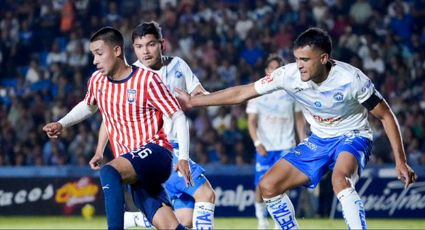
[349,0,373,26]
[235,11,253,40]
[362,46,385,75]
[46,40,67,66]
[212,107,232,134]
[25,59,43,84]
[389,1,415,44]
[42,138,66,165]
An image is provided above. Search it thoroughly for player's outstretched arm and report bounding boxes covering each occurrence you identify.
[176,83,259,109]
[90,120,108,170]
[190,84,209,96]
[369,100,417,188]
[42,101,96,138]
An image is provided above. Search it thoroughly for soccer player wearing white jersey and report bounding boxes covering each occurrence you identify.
[176,27,417,230]
[43,27,190,230]
[94,22,215,229]
[247,55,305,229]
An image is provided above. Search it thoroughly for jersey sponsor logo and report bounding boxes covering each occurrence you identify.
[260,74,274,84]
[314,101,322,108]
[127,89,137,103]
[333,91,344,102]
[312,114,342,125]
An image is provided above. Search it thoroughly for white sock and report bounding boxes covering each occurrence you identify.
[123,211,152,229]
[337,188,367,230]
[255,202,269,229]
[192,202,215,230]
[263,194,299,230]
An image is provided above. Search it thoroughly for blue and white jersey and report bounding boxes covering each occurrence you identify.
[246,90,300,150]
[254,60,378,140]
[134,56,201,141]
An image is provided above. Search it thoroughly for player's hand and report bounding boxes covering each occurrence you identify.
[42,122,63,138]
[89,153,103,170]
[175,88,192,110]
[396,162,417,188]
[257,144,267,156]
[176,159,193,187]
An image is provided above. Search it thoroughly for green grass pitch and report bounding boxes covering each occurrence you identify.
[0,217,425,229]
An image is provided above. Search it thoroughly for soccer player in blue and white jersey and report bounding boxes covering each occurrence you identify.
[95,21,215,229]
[176,27,417,230]
[247,55,305,229]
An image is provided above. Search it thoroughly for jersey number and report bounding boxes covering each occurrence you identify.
[131,148,153,159]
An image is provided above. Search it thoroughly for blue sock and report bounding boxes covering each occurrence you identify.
[176,223,187,230]
[100,165,124,230]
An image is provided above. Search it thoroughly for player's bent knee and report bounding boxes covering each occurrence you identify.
[259,177,278,198]
[107,158,137,184]
[203,186,216,203]
[175,208,193,228]
[194,182,216,203]
[331,174,352,194]
[179,216,192,228]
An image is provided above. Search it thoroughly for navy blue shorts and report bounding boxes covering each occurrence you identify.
[122,143,173,223]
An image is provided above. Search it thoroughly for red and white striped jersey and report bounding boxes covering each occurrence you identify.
[84,66,181,158]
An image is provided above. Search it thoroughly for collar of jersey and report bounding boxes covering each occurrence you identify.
[107,65,136,83]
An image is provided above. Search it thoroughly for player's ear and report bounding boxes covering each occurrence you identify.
[159,39,165,52]
[114,45,122,57]
[320,53,330,64]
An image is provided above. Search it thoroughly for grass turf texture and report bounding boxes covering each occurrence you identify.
[0,217,425,229]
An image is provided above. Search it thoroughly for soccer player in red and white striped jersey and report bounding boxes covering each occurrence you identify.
[43,27,189,230]
[84,65,178,158]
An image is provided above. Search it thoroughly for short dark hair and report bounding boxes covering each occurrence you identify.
[266,55,285,67]
[132,21,163,42]
[294,27,332,55]
[90,26,124,49]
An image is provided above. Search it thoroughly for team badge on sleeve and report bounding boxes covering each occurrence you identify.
[127,89,137,103]
[261,73,274,84]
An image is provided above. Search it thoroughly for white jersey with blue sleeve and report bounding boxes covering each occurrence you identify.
[134,56,201,141]
[246,90,300,151]
[254,60,379,140]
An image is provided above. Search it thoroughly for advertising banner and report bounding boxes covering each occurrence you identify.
[330,177,425,218]
[0,177,104,216]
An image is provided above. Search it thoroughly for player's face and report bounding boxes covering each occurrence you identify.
[133,34,162,69]
[293,45,329,83]
[90,40,120,76]
[265,60,281,75]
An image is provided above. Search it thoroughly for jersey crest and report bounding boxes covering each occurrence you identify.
[127,89,137,104]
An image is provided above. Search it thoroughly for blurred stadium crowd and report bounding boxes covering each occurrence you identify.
[0,0,424,167]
